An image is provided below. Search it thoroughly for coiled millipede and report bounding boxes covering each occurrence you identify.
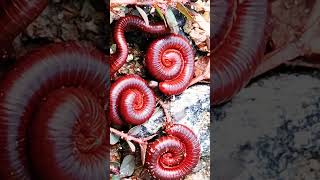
[110,15,170,76]
[0,42,109,179]
[0,0,48,60]
[212,0,270,105]
[145,34,195,95]
[111,16,195,95]
[109,74,156,126]
[0,1,204,179]
[145,124,201,180]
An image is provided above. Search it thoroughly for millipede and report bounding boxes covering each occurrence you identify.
[145,124,201,180]
[112,16,195,96]
[212,0,270,105]
[109,74,156,126]
[0,0,275,179]
[111,15,170,76]
[0,0,48,61]
[0,42,109,179]
[145,34,195,95]
[0,1,199,179]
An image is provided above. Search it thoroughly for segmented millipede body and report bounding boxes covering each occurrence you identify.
[0,42,109,179]
[145,34,195,95]
[112,16,194,95]
[212,0,269,105]
[0,0,48,59]
[212,0,236,51]
[145,124,201,180]
[109,74,156,126]
[111,15,170,75]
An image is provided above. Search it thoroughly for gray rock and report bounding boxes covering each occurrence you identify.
[213,73,320,179]
[141,84,210,157]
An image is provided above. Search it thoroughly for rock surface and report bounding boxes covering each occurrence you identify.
[213,72,320,179]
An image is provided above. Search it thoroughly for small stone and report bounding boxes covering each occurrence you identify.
[126,54,134,62]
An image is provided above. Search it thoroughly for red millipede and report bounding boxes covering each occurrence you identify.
[212,0,270,105]
[109,74,156,126]
[212,0,236,51]
[0,0,48,60]
[0,42,109,179]
[145,34,195,95]
[145,124,201,180]
[111,15,170,75]
[0,2,199,179]
[112,16,195,95]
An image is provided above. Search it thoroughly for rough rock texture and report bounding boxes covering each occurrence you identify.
[213,72,320,179]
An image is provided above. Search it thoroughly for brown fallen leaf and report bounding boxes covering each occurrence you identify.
[189,56,210,86]
[136,6,149,26]
[139,143,148,165]
[176,2,194,21]
[255,0,320,77]
[194,56,209,77]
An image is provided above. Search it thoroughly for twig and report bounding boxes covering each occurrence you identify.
[110,127,147,145]
[157,98,173,126]
[284,59,320,70]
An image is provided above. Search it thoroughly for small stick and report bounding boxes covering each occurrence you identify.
[157,98,173,126]
[110,127,147,145]
[284,59,320,70]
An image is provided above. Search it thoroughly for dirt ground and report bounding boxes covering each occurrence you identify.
[12,0,107,58]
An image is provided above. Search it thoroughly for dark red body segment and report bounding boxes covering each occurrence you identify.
[31,88,108,180]
[146,34,195,95]
[212,0,269,105]
[0,42,109,179]
[0,0,48,48]
[212,0,236,51]
[111,15,170,75]
[145,124,201,180]
[111,16,194,95]
[109,74,156,126]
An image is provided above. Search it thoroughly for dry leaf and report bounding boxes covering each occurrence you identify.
[120,155,135,178]
[136,6,149,26]
[165,8,179,34]
[154,4,167,27]
[139,143,148,165]
[176,2,194,21]
[194,56,210,79]
[193,13,209,36]
[126,140,136,152]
